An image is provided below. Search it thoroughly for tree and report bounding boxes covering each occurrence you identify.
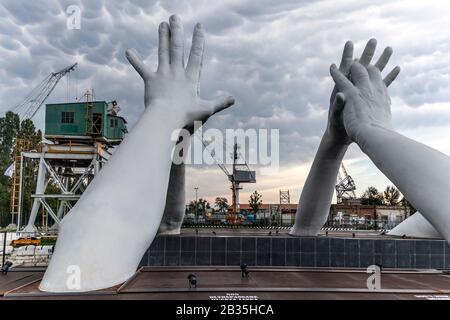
[0,112,20,227]
[17,119,42,225]
[249,190,262,214]
[383,185,400,206]
[0,112,42,227]
[214,197,229,213]
[360,186,383,205]
[188,198,210,214]
[18,119,42,147]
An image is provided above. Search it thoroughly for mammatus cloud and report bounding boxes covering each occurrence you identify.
[1,0,450,204]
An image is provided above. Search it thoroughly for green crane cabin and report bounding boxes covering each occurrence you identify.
[44,101,127,145]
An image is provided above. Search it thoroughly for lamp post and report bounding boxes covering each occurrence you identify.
[194,187,199,224]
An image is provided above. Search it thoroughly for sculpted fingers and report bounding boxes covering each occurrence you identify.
[384,66,401,87]
[169,15,185,71]
[350,62,371,91]
[330,92,346,123]
[330,64,356,95]
[157,21,170,73]
[339,41,354,75]
[359,38,377,66]
[374,46,393,72]
[330,41,353,105]
[125,48,150,80]
[186,23,205,82]
[210,95,235,115]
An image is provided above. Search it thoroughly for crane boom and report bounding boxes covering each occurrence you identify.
[201,139,231,177]
[10,62,77,119]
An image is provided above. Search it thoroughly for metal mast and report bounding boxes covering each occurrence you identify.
[230,143,240,215]
[203,140,256,223]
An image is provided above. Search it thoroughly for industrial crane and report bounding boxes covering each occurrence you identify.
[6,63,77,222]
[9,63,77,119]
[202,140,256,223]
[335,163,357,204]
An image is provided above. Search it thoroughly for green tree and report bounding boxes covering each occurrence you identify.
[0,112,42,227]
[383,185,400,206]
[214,197,229,213]
[17,119,42,226]
[249,190,262,214]
[0,112,20,227]
[360,186,383,205]
[18,118,42,146]
[188,198,210,214]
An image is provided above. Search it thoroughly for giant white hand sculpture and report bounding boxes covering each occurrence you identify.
[126,22,223,236]
[389,212,442,239]
[290,39,400,236]
[40,15,234,292]
[329,59,450,245]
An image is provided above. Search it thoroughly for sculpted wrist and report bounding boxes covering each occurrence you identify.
[143,101,188,129]
[353,123,392,154]
[319,134,349,160]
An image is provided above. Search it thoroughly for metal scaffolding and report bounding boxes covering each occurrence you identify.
[335,163,357,204]
[16,141,112,234]
[278,190,291,226]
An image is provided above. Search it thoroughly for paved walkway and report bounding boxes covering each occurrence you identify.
[2,266,450,300]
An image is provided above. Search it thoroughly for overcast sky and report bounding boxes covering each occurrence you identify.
[1,0,450,205]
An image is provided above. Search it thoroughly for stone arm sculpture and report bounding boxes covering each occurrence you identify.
[127,22,217,236]
[290,39,400,236]
[329,60,450,244]
[40,15,234,292]
[157,116,210,235]
[157,162,187,235]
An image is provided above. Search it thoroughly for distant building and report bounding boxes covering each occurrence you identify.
[183,200,410,228]
[239,203,297,226]
[329,202,409,228]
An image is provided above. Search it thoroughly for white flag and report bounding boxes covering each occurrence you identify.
[4,162,15,178]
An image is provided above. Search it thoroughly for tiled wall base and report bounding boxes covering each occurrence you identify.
[139,235,450,269]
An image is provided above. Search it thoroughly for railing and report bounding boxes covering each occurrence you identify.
[324,218,405,230]
[182,216,405,230]
[1,231,55,268]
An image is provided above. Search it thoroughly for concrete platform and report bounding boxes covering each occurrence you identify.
[0,268,44,296]
[2,267,450,300]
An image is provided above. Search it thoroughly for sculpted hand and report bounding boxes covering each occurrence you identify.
[126,15,234,129]
[126,15,233,237]
[330,41,450,247]
[330,54,400,144]
[326,39,399,145]
[290,39,400,237]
